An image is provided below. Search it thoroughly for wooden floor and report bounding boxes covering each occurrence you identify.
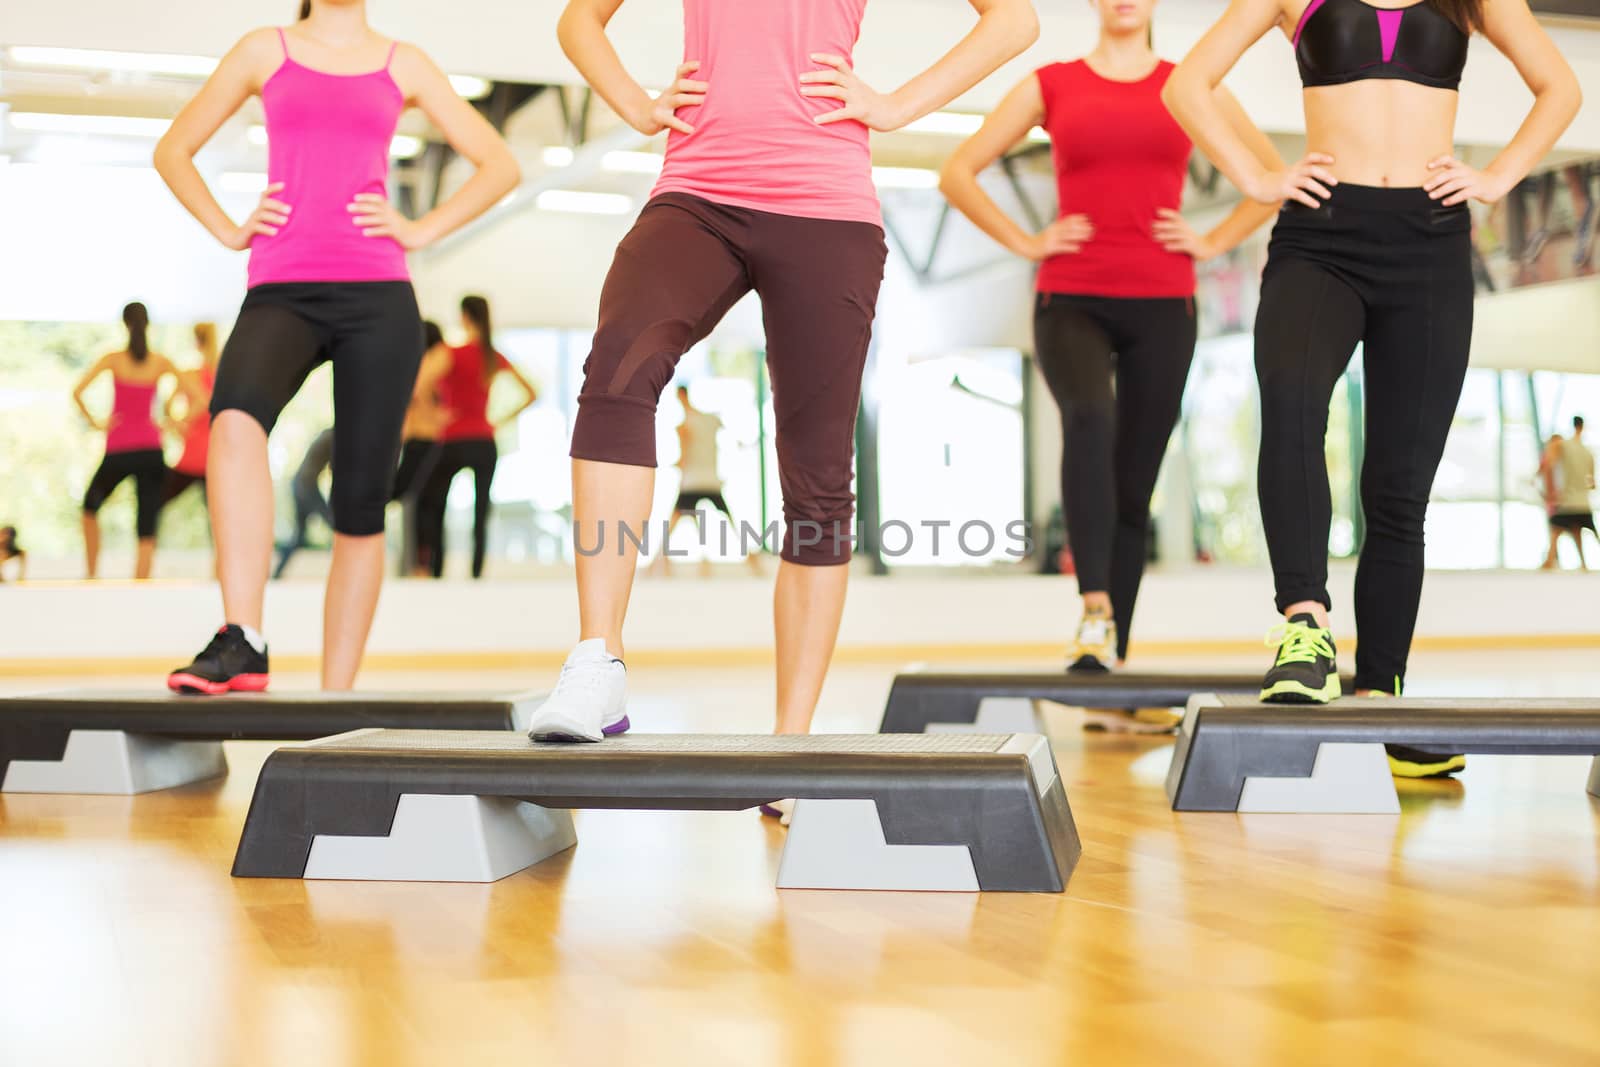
[2,653,1598,1067]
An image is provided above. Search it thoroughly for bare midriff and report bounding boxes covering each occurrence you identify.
[1304,82,1458,187]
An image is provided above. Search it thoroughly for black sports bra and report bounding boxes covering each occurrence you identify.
[1294,0,1468,91]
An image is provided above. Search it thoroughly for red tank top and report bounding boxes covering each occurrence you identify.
[174,367,216,475]
[1035,60,1195,299]
[439,342,510,443]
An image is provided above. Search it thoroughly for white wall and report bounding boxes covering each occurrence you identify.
[1,568,1595,668]
[1470,276,1600,373]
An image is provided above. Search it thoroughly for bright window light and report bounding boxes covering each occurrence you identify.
[8,112,170,137]
[389,134,425,159]
[449,75,491,99]
[1027,128,1051,144]
[903,111,984,136]
[248,125,424,159]
[541,147,661,174]
[872,166,939,190]
[536,190,634,215]
[601,151,663,175]
[218,171,269,194]
[6,46,218,78]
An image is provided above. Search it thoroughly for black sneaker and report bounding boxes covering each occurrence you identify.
[1358,689,1467,778]
[1259,613,1342,704]
[168,625,270,695]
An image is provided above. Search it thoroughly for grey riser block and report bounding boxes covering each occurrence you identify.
[1168,694,1600,813]
[880,671,1355,734]
[234,731,1080,892]
[0,689,541,794]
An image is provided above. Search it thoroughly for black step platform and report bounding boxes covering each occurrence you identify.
[1167,694,1600,813]
[232,731,1080,892]
[0,690,539,794]
[879,670,1354,733]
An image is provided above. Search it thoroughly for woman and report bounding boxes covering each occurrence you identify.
[391,320,451,576]
[1164,0,1578,774]
[73,302,182,581]
[158,322,222,515]
[414,296,537,579]
[0,526,24,583]
[528,0,1041,743]
[154,0,520,694]
[940,0,1282,674]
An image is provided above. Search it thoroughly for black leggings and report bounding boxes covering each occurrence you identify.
[1034,294,1196,661]
[83,449,168,538]
[210,282,424,537]
[1255,185,1473,692]
[417,438,498,579]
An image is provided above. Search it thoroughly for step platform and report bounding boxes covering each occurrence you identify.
[1166,694,1600,814]
[232,731,1079,892]
[0,690,541,795]
[879,670,1353,734]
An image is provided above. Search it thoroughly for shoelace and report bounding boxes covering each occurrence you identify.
[1266,621,1334,666]
[551,657,617,701]
[1074,615,1111,650]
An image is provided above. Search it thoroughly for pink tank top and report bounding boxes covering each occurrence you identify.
[652,0,881,227]
[107,377,162,454]
[247,30,410,288]
[174,367,216,475]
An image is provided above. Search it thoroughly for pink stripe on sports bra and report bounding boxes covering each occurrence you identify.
[246,29,411,287]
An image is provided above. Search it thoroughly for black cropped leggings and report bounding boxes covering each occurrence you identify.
[1034,293,1196,661]
[1255,185,1473,693]
[416,438,498,579]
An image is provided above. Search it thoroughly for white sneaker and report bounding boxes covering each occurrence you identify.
[527,639,630,743]
[1067,613,1117,673]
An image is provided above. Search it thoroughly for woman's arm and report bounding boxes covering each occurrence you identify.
[350,47,521,248]
[938,74,1092,261]
[412,347,452,404]
[1162,0,1336,207]
[802,0,1040,132]
[558,0,707,135]
[1155,86,1287,259]
[494,361,539,430]
[154,30,291,250]
[1424,0,1581,205]
[71,355,112,431]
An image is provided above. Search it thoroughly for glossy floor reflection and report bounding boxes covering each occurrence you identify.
[1,652,1597,1067]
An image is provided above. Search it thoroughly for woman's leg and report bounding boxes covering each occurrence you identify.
[321,284,425,689]
[210,413,278,628]
[567,198,752,658]
[133,454,166,581]
[81,457,122,580]
[530,196,753,741]
[1351,254,1474,695]
[1255,260,1366,628]
[415,447,460,579]
[1033,297,1117,612]
[1105,299,1198,663]
[751,213,886,734]
[1253,255,1366,703]
[207,303,324,632]
[469,439,498,579]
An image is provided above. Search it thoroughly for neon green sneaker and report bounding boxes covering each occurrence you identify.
[1362,684,1468,778]
[1259,613,1342,704]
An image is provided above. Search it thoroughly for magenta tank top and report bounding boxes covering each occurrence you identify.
[652,0,881,227]
[107,377,162,454]
[247,29,410,288]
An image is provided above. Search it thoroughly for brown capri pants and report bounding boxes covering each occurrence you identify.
[571,193,887,566]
